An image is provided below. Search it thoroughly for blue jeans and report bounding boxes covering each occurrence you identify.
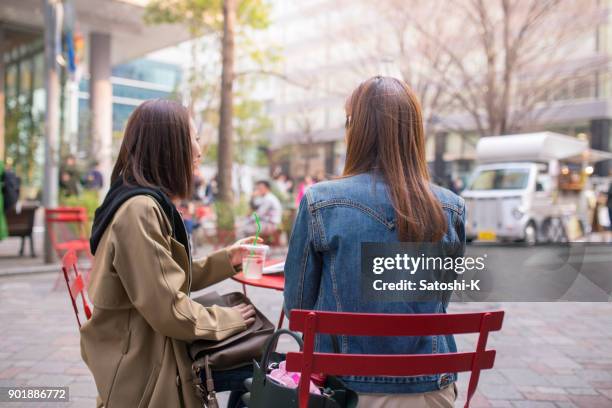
[200,365,253,408]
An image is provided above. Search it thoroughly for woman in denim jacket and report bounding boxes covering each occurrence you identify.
[284,76,466,408]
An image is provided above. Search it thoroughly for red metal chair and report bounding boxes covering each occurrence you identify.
[45,207,92,258]
[195,205,213,219]
[287,309,504,408]
[46,207,93,289]
[61,250,92,328]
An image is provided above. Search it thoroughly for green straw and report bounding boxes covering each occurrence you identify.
[244,212,261,276]
[252,212,261,248]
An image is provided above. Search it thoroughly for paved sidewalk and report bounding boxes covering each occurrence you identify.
[1,270,611,407]
[0,231,53,277]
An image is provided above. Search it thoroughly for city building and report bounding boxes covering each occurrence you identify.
[1,0,188,199]
[77,57,182,155]
[260,0,612,182]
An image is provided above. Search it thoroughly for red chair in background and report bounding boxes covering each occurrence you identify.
[46,207,93,288]
[287,309,504,408]
[45,207,92,259]
[61,250,92,328]
[195,205,213,219]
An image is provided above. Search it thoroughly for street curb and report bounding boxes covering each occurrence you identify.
[0,261,92,278]
[0,264,59,277]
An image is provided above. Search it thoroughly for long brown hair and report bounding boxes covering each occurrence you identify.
[111,99,193,199]
[343,76,446,242]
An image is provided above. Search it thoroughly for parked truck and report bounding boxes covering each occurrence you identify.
[462,132,612,243]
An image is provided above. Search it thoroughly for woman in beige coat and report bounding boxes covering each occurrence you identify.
[81,99,259,408]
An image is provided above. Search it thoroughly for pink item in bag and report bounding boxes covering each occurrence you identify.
[268,361,321,395]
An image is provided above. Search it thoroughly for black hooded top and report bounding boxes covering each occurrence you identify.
[89,179,190,259]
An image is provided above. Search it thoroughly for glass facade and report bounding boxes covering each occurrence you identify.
[3,42,182,196]
[2,39,46,197]
[78,58,182,140]
[112,59,181,89]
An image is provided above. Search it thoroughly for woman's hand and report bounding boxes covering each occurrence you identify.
[233,303,256,326]
[227,236,264,267]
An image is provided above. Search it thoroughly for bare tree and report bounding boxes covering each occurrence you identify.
[370,0,607,136]
[292,109,317,177]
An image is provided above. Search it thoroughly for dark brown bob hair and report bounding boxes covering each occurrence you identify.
[111,99,193,199]
[343,76,447,242]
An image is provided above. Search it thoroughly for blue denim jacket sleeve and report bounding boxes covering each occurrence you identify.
[283,192,323,316]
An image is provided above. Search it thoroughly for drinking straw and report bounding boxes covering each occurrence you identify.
[244,212,261,276]
[252,212,262,247]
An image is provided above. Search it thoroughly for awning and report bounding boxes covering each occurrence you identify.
[0,0,190,64]
[476,132,589,163]
[565,148,612,164]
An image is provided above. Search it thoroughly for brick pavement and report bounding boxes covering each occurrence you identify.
[1,266,611,407]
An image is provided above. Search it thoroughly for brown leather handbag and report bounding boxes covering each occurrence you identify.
[189,291,275,408]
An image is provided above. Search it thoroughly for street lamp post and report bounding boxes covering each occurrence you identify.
[43,0,61,263]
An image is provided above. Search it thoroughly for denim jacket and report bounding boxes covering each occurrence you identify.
[283,172,466,394]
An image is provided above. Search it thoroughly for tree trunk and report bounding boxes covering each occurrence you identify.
[217,0,236,232]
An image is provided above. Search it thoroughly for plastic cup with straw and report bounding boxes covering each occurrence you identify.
[241,212,269,279]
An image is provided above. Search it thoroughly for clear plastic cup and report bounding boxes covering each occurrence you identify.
[240,244,270,280]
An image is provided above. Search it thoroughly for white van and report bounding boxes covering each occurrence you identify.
[462,132,612,243]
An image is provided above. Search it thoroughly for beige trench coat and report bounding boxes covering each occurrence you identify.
[81,196,247,408]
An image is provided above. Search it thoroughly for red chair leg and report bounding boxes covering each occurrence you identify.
[62,267,82,328]
[298,312,317,408]
[464,312,492,408]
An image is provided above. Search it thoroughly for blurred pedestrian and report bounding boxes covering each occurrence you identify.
[204,174,218,204]
[242,180,282,236]
[449,177,464,195]
[273,173,292,195]
[192,167,205,202]
[83,161,104,191]
[60,155,81,197]
[272,173,293,205]
[295,175,315,208]
[2,161,20,214]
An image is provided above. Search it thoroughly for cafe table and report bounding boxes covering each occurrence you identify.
[232,259,286,328]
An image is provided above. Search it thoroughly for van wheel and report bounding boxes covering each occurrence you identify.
[524,223,537,245]
[542,218,567,243]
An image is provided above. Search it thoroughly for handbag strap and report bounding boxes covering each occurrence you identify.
[204,356,215,397]
[259,329,304,369]
[192,355,219,408]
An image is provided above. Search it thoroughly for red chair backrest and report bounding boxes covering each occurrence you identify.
[45,207,89,251]
[61,250,92,328]
[287,309,504,408]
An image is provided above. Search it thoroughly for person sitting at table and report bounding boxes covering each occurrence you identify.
[82,99,260,408]
[240,180,283,236]
[283,76,465,408]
